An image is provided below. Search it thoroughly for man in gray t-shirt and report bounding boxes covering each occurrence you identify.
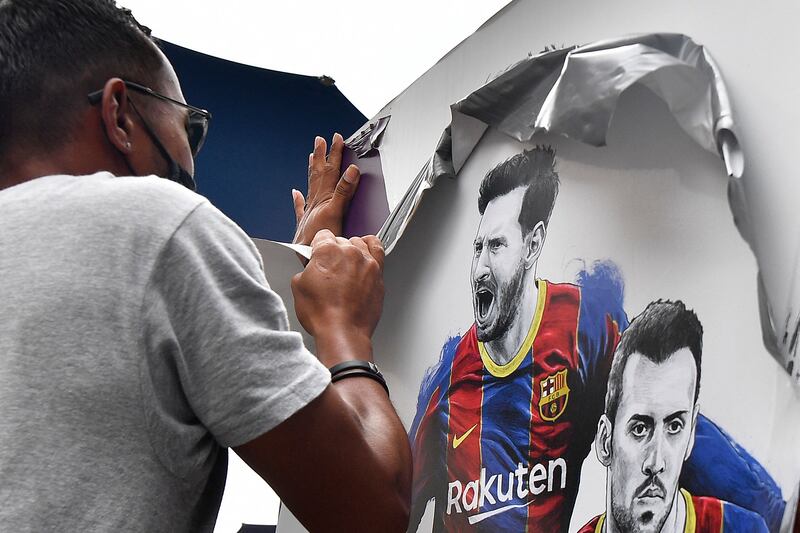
[0,1,411,532]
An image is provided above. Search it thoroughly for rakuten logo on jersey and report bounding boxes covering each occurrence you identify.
[446,459,567,524]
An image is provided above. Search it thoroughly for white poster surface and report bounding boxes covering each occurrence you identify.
[272,83,800,532]
[272,2,800,531]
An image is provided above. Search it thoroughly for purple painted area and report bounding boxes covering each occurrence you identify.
[342,146,391,237]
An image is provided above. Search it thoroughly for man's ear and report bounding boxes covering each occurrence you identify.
[99,78,135,156]
[684,403,700,461]
[596,414,613,467]
[524,221,546,269]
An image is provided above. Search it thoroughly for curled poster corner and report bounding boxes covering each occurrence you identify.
[267,119,393,257]
[346,116,391,158]
[717,123,744,179]
[266,241,312,260]
[378,32,742,254]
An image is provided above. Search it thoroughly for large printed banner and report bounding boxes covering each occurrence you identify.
[272,85,800,532]
[398,119,792,532]
[272,11,800,532]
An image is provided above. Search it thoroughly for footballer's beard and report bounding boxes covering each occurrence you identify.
[474,262,526,343]
[610,476,671,533]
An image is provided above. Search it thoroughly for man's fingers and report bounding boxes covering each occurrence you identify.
[363,235,385,271]
[310,229,336,247]
[349,237,384,274]
[311,136,326,175]
[327,132,344,172]
[348,236,371,259]
[291,189,305,224]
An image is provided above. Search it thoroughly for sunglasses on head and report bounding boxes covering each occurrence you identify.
[87,80,212,157]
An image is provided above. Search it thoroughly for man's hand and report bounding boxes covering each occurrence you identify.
[240,232,410,532]
[292,133,360,245]
[291,229,384,365]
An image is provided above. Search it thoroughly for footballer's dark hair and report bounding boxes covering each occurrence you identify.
[0,0,162,156]
[605,300,703,425]
[477,146,560,234]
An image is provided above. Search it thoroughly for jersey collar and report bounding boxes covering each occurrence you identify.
[478,279,547,378]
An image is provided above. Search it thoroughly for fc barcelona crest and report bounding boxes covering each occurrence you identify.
[539,369,570,421]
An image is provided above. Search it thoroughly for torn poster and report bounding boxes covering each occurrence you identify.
[274,26,800,533]
[375,33,742,255]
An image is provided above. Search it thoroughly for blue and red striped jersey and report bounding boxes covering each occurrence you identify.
[576,489,769,533]
[409,274,627,532]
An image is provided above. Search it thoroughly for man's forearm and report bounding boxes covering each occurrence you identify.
[315,331,412,515]
[314,330,374,367]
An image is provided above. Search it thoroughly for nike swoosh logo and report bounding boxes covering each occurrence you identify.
[468,499,536,524]
[452,424,478,449]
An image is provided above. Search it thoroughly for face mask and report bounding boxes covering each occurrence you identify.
[125,96,198,191]
[161,148,197,191]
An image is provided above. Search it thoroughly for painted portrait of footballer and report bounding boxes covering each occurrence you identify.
[407,148,786,533]
[578,301,769,533]
[408,147,628,531]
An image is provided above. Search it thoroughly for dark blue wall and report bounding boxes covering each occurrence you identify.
[163,41,367,242]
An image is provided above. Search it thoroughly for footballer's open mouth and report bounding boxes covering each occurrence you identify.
[475,287,495,323]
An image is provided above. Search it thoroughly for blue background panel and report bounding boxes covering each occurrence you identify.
[163,41,367,242]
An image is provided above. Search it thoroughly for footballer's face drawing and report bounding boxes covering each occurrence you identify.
[471,187,529,342]
[608,349,698,533]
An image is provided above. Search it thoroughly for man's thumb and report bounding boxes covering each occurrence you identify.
[332,164,360,209]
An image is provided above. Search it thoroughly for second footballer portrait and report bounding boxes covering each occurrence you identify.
[578,301,769,533]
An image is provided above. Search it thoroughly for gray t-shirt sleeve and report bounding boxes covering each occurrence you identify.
[140,201,330,453]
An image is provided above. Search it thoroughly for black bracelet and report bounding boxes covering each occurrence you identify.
[328,360,381,376]
[331,370,390,396]
[329,361,389,397]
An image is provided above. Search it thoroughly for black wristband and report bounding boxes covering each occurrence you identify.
[329,361,389,397]
[329,360,383,378]
[331,370,390,396]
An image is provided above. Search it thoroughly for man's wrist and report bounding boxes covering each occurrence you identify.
[329,360,389,396]
[313,330,374,367]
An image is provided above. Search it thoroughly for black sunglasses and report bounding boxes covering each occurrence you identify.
[88,80,212,157]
